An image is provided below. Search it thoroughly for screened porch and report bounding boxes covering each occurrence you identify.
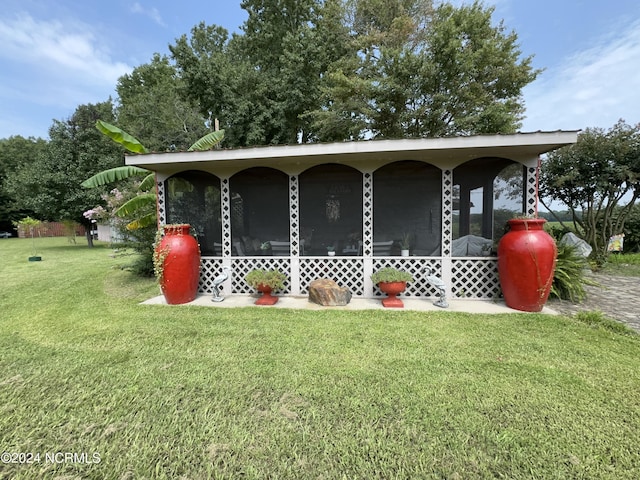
[130,132,578,300]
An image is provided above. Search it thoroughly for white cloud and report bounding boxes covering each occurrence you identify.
[131,2,166,27]
[522,17,640,131]
[0,13,132,88]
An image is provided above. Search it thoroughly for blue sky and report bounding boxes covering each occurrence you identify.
[1,0,639,140]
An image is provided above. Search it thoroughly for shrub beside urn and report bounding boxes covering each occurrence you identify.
[154,224,201,305]
[497,217,557,312]
[371,267,414,308]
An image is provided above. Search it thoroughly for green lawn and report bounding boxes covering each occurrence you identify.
[599,252,640,276]
[1,238,639,479]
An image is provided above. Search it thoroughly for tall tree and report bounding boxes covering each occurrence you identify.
[116,54,209,151]
[4,102,123,246]
[0,136,47,228]
[539,120,640,258]
[309,0,538,140]
[171,0,538,145]
[171,0,348,146]
[239,0,320,143]
[171,23,248,146]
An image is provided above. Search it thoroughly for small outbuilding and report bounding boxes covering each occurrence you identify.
[127,131,578,301]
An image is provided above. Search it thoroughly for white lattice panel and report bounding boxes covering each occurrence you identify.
[526,166,537,216]
[289,175,300,256]
[441,169,453,257]
[362,172,373,256]
[451,258,500,299]
[299,258,365,296]
[220,178,232,257]
[230,257,292,294]
[157,181,166,225]
[371,258,442,297]
[199,258,225,293]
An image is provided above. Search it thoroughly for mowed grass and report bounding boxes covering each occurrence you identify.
[1,238,639,479]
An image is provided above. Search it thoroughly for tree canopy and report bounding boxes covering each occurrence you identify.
[170,0,539,146]
[0,135,47,228]
[4,102,123,229]
[1,0,544,239]
[539,120,640,257]
[116,54,209,151]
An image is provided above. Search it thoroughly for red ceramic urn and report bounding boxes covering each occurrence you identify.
[155,224,201,304]
[497,218,557,312]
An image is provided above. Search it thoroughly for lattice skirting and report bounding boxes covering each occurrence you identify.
[451,258,501,299]
[200,257,292,294]
[198,256,502,299]
[299,258,365,296]
[371,257,442,297]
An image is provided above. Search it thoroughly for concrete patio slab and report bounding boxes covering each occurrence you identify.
[142,294,560,315]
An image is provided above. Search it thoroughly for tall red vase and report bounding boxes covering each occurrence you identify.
[498,218,557,312]
[156,224,201,305]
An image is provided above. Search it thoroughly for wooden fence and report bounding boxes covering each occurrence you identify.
[17,222,86,239]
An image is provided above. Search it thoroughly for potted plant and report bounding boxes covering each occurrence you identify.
[327,245,336,256]
[371,267,414,308]
[497,216,557,312]
[14,216,42,261]
[153,224,201,305]
[399,233,412,257]
[245,268,287,305]
[260,241,271,254]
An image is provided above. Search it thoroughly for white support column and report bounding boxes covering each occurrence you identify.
[219,176,233,292]
[219,177,232,258]
[289,174,301,295]
[362,171,374,296]
[441,169,453,299]
[156,173,168,226]
[524,163,538,217]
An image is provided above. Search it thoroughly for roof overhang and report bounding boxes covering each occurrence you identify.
[125,131,579,176]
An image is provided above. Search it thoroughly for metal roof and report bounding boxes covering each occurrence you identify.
[126,130,579,175]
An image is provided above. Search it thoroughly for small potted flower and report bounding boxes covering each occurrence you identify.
[371,267,414,308]
[327,245,336,256]
[245,268,287,305]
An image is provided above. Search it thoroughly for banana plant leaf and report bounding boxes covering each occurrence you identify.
[96,120,148,153]
[138,173,156,191]
[188,130,225,151]
[81,166,150,188]
[115,193,157,218]
[126,212,157,231]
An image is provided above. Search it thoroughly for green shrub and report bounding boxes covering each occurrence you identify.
[551,243,595,302]
[371,267,413,284]
[245,269,287,290]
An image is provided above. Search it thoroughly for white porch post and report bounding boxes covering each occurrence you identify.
[289,174,301,295]
[219,176,232,292]
[441,169,454,299]
[362,171,374,296]
[156,173,168,226]
[524,161,539,216]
